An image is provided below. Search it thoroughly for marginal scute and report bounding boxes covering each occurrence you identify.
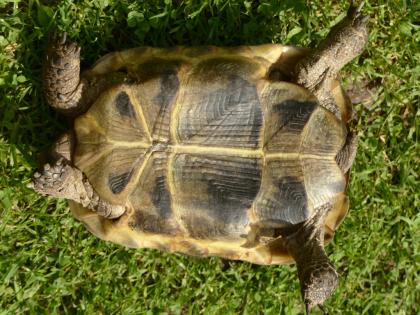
[129,210,178,236]
[324,192,349,243]
[190,56,264,82]
[135,57,184,81]
[178,241,209,257]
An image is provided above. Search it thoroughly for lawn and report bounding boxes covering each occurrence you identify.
[0,0,419,314]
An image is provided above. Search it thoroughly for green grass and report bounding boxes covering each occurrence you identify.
[0,0,419,314]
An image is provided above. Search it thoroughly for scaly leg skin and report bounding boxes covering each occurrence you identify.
[44,32,129,116]
[29,133,125,219]
[30,159,125,219]
[296,1,369,118]
[43,33,88,116]
[285,204,338,315]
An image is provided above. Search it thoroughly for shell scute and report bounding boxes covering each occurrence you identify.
[176,57,264,148]
[77,146,149,205]
[131,59,182,143]
[301,158,345,209]
[260,82,317,153]
[253,158,309,226]
[128,151,179,236]
[172,153,262,239]
[301,107,347,157]
[75,85,150,144]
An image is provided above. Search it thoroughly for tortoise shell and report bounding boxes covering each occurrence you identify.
[70,44,350,264]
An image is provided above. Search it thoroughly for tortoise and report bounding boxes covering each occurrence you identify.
[30,2,368,313]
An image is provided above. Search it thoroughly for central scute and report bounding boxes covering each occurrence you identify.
[177,64,264,148]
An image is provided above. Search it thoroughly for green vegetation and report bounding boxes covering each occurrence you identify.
[0,0,418,314]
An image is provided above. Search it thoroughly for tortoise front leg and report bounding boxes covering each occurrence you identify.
[29,133,125,219]
[296,1,369,118]
[30,159,125,219]
[285,203,338,314]
[44,33,86,116]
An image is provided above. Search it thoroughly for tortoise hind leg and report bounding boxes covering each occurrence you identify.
[285,203,338,314]
[295,2,369,118]
[44,33,86,116]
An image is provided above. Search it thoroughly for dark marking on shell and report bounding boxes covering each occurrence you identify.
[268,68,290,81]
[263,98,317,151]
[151,173,172,220]
[274,175,308,223]
[205,156,261,221]
[129,210,178,236]
[273,99,316,132]
[135,58,181,141]
[115,91,135,118]
[183,215,232,240]
[191,57,260,82]
[108,171,132,194]
[153,71,180,116]
[137,58,183,82]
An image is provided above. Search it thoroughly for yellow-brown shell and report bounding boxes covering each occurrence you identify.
[71,44,351,264]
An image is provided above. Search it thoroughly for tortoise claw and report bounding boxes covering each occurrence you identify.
[347,1,368,23]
